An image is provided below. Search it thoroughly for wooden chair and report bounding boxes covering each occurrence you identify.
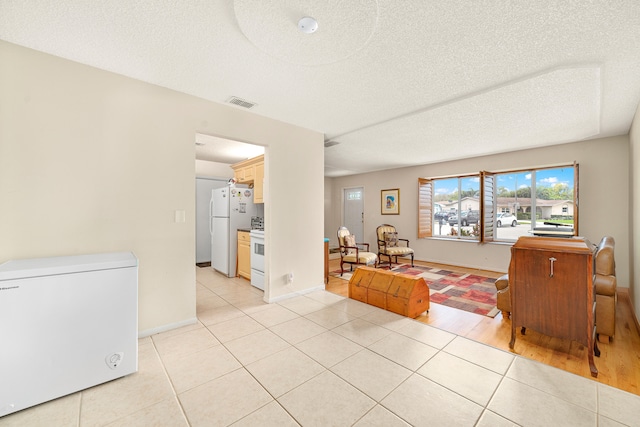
[336,226,378,276]
[376,224,414,269]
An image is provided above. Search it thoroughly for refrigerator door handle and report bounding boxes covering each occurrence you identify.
[209,199,214,235]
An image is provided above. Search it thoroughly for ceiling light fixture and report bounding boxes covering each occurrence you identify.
[298,16,318,34]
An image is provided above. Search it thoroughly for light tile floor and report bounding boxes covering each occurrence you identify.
[2,267,639,426]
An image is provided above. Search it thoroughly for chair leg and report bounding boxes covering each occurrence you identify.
[377,254,384,269]
[410,253,414,267]
[389,255,398,269]
[340,260,344,276]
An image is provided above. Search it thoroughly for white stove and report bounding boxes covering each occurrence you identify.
[250,229,264,290]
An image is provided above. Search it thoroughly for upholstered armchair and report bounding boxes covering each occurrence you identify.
[495,274,511,319]
[595,236,616,342]
[376,224,414,269]
[337,226,378,276]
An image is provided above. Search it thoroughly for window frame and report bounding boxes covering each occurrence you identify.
[418,162,579,243]
[419,173,482,241]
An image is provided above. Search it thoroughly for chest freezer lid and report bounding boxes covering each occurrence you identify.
[0,252,138,281]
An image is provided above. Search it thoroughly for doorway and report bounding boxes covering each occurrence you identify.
[194,133,265,268]
[343,187,364,242]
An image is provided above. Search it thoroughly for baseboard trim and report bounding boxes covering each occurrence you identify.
[138,317,198,338]
[618,288,640,335]
[266,284,327,304]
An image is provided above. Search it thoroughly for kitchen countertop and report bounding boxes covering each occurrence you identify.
[237,228,251,233]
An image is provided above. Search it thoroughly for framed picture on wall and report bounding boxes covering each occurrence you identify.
[381,189,400,215]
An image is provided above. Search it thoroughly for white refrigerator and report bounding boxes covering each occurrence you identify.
[210,185,256,277]
[196,177,228,264]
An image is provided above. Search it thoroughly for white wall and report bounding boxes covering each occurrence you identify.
[195,159,234,178]
[0,41,324,333]
[265,141,325,301]
[327,136,631,290]
[324,176,336,242]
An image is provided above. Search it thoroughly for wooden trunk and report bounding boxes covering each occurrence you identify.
[386,273,430,318]
[367,271,397,309]
[509,236,598,377]
[347,266,378,303]
[348,267,430,318]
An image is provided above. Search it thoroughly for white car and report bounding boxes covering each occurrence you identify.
[497,212,518,227]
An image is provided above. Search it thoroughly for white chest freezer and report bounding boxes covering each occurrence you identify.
[0,252,138,417]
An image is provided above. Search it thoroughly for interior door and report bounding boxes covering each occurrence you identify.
[343,187,364,242]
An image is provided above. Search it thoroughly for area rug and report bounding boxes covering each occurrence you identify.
[331,264,499,317]
[329,268,356,281]
[390,264,499,317]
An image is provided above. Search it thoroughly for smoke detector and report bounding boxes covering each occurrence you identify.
[298,17,318,34]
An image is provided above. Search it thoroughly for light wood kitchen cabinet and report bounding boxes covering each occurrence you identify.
[231,154,264,204]
[234,163,254,183]
[253,161,264,203]
[237,231,251,280]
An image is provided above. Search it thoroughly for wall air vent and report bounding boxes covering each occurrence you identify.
[226,96,257,109]
[324,140,340,148]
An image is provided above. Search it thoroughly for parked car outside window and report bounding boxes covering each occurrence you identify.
[434,210,453,221]
[497,212,518,227]
[448,210,480,226]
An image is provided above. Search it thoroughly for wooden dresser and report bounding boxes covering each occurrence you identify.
[508,236,599,377]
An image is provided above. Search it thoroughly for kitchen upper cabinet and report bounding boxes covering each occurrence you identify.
[237,230,251,280]
[253,161,264,204]
[235,163,254,183]
[231,155,264,204]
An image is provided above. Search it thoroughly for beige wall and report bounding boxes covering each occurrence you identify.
[629,102,640,317]
[0,41,324,334]
[327,136,631,290]
[195,159,234,178]
[324,176,336,241]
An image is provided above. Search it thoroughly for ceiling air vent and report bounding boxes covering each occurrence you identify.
[226,96,257,109]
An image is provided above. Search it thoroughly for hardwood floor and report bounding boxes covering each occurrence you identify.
[326,257,640,396]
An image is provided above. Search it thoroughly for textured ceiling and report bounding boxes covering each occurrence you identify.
[1,1,639,177]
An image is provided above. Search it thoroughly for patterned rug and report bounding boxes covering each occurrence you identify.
[331,264,499,317]
[391,264,499,317]
[329,268,357,281]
